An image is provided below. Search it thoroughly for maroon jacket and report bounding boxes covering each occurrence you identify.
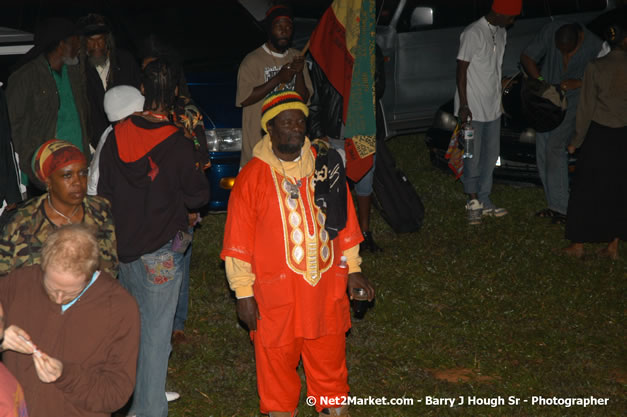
[0,266,140,417]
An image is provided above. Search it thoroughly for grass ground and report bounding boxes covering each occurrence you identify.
[166,134,626,417]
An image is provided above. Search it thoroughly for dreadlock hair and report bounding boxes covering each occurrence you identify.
[142,58,180,112]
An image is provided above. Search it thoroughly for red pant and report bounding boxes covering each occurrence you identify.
[254,333,349,413]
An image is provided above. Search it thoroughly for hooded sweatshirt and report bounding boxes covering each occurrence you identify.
[97,115,209,262]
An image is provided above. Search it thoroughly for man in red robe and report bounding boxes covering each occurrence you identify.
[221,91,374,417]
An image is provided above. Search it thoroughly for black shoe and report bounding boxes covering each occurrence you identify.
[551,213,567,225]
[360,231,382,253]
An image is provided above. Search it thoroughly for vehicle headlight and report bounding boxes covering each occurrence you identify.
[434,109,458,132]
[205,128,242,152]
[519,128,536,144]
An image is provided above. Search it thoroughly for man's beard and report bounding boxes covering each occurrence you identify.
[62,56,79,66]
[269,33,292,53]
[88,54,108,67]
[277,134,304,155]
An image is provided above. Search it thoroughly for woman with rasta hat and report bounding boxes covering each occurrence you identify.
[0,140,117,276]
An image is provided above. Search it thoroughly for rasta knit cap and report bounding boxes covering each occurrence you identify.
[265,5,294,28]
[261,91,309,132]
[31,139,87,183]
[491,0,522,16]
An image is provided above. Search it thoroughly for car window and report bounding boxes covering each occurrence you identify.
[376,0,400,26]
[375,0,498,28]
[547,0,608,15]
[514,0,604,20]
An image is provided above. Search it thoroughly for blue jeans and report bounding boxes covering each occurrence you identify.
[462,118,501,208]
[119,242,184,417]
[173,228,194,332]
[535,106,576,215]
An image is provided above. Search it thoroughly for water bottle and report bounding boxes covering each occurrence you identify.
[462,120,474,159]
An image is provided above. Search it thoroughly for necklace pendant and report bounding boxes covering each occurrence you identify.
[284,179,300,200]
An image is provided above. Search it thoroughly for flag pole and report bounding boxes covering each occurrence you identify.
[300,39,310,56]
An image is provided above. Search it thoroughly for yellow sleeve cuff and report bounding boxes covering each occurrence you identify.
[225,257,255,298]
[234,286,254,299]
[344,244,362,274]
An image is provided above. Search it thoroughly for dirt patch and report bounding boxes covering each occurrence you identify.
[610,369,627,384]
[425,367,500,383]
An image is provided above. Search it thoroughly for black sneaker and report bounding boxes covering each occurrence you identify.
[360,231,382,253]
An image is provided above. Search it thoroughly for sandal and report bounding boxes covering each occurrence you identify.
[535,208,559,218]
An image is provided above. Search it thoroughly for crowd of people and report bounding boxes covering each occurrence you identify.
[0,12,210,417]
[456,0,625,259]
[0,1,625,417]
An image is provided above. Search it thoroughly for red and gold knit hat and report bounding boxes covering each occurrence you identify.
[265,5,293,26]
[260,91,309,132]
[31,139,87,183]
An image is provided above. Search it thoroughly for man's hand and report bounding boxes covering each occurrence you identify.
[459,106,472,124]
[33,352,63,383]
[188,212,200,227]
[560,79,582,92]
[290,56,305,73]
[347,272,375,301]
[236,297,259,331]
[567,145,577,154]
[1,325,36,354]
[276,64,297,84]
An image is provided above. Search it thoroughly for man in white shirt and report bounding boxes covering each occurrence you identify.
[455,0,521,225]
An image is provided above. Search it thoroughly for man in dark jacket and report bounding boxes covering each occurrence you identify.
[6,18,91,186]
[98,58,209,417]
[78,13,142,145]
[0,88,22,213]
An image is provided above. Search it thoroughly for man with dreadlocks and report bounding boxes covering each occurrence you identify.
[236,3,313,167]
[78,13,142,145]
[97,58,209,417]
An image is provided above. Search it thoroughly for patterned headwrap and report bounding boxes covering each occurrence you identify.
[32,139,87,183]
[260,91,309,132]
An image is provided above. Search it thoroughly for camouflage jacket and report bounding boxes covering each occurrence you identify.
[0,194,118,276]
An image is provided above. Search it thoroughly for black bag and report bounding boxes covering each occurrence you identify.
[372,139,424,233]
[520,77,567,132]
